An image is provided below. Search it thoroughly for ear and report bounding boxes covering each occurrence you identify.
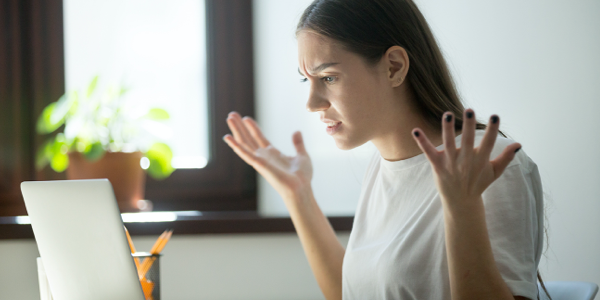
[383,46,409,87]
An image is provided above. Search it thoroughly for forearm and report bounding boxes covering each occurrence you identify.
[443,196,514,300]
[285,187,345,300]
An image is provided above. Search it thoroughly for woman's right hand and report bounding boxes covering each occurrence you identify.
[223,112,313,201]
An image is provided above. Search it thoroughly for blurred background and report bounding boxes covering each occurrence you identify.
[0,0,598,299]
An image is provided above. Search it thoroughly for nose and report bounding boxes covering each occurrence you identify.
[305,86,330,112]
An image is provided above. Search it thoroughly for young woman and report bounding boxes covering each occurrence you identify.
[223,0,548,299]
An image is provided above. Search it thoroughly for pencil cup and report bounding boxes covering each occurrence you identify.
[133,252,161,300]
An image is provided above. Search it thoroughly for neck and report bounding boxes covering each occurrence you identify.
[371,116,443,162]
[370,83,457,161]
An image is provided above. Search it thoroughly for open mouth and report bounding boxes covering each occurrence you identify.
[326,122,342,135]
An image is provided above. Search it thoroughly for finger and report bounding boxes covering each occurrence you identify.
[478,114,500,160]
[490,142,522,180]
[412,128,442,166]
[442,112,456,159]
[226,117,253,153]
[460,108,476,154]
[292,131,308,156]
[229,112,259,150]
[226,112,258,151]
[242,116,271,148]
[223,134,266,170]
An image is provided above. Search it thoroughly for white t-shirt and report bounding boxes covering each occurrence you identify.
[342,130,544,300]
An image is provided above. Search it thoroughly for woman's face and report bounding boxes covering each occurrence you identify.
[297,31,400,150]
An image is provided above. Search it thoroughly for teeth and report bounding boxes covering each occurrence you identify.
[327,122,339,127]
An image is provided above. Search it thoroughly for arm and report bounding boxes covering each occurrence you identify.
[443,197,519,299]
[287,187,345,300]
[412,109,528,300]
[223,112,344,300]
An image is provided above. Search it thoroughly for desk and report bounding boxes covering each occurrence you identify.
[0,211,353,239]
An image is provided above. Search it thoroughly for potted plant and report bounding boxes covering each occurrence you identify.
[36,76,175,212]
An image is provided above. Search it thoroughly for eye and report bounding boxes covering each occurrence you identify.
[321,76,336,84]
[300,77,308,83]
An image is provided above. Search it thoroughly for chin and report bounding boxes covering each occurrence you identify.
[334,137,367,151]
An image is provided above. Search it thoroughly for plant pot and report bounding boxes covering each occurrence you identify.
[66,151,146,212]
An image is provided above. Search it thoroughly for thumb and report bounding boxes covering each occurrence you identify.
[491,142,521,180]
[292,131,307,156]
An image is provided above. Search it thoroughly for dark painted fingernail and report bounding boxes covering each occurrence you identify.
[491,116,499,124]
[413,131,420,137]
[466,111,473,119]
[445,114,452,122]
[514,147,521,153]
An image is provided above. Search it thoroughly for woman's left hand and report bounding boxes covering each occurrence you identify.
[411,109,522,208]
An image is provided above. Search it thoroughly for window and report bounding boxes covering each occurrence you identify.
[0,0,353,238]
[0,0,257,215]
[64,0,210,169]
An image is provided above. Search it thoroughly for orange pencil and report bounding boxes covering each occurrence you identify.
[124,226,140,270]
[139,229,173,280]
[153,229,173,254]
[139,229,173,298]
[139,229,170,279]
[149,230,168,254]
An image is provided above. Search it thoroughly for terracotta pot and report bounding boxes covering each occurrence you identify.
[66,151,146,212]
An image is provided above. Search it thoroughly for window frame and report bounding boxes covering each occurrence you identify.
[143,0,257,212]
[0,0,257,215]
[0,0,354,238]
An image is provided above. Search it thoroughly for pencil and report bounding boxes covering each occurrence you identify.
[139,229,172,280]
[124,226,140,270]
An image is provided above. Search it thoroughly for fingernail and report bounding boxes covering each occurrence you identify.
[413,131,420,137]
[222,134,228,141]
[491,116,499,124]
[466,111,473,119]
[445,114,452,122]
[514,147,521,153]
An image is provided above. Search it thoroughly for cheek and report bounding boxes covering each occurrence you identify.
[343,79,384,113]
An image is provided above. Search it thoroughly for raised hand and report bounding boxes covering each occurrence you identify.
[410,109,522,208]
[223,112,314,200]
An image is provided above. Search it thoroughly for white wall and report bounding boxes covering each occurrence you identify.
[0,1,598,299]
[0,234,350,300]
[253,0,600,292]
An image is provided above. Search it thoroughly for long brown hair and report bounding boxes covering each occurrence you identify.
[297,0,551,298]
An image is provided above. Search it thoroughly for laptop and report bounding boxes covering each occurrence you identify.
[21,179,145,300]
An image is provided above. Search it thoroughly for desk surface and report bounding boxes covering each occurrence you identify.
[0,211,354,239]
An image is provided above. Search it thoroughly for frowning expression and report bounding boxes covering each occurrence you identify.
[297,31,396,150]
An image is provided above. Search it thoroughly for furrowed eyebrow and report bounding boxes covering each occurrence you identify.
[298,68,305,77]
[310,62,339,74]
[298,62,340,77]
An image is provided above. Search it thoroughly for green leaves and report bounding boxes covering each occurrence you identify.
[34,76,176,180]
[83,142,105,162]
[36,102,61,134]
[86,75,98,98]
[36,134,69,172]
[145,142,174,180]
[36,92,78,134]
[144,108,170,121]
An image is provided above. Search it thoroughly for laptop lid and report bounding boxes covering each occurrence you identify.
[21,179,144,300]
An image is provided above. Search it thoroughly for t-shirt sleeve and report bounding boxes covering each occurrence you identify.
[481,159,543,300]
